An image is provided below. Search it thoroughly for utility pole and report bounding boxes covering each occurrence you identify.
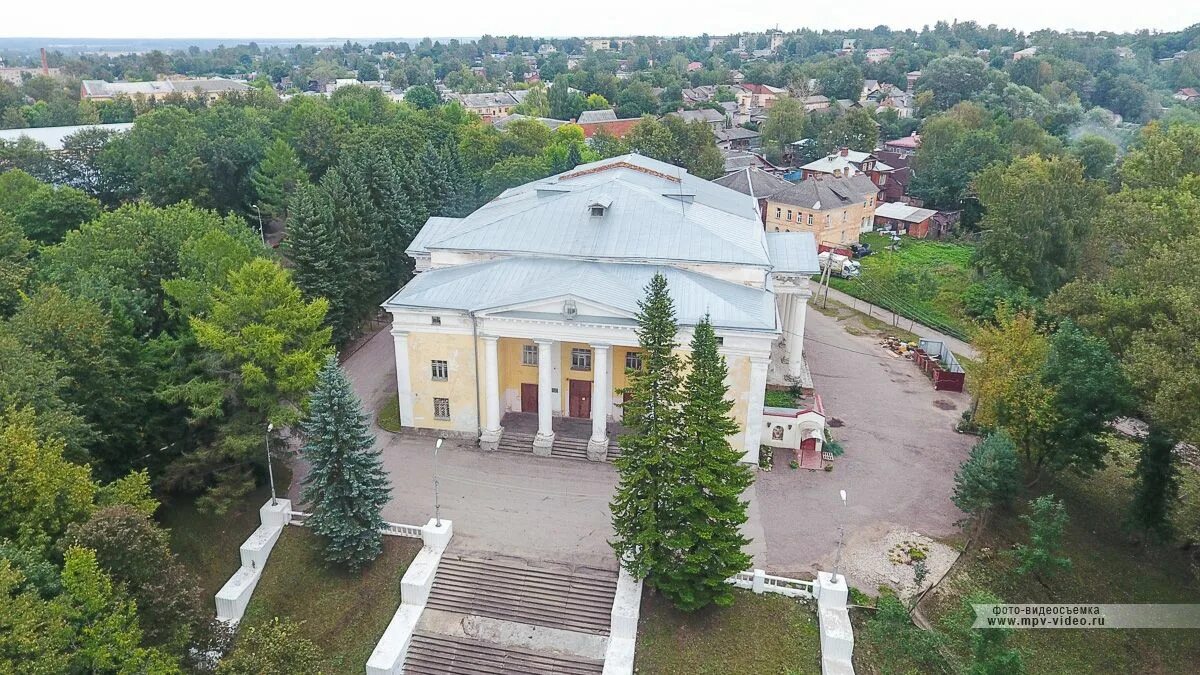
[433,437,444,526]
[833,489,848,583]
[266,423,277,505]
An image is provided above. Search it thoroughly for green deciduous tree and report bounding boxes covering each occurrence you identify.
[0,211,32,316]
[0,408,95,551]
[952,432,1022,517]
[1070,134,1117,181]
[654,317,752,610]
[65,505,212,655]
[917,56,990,111]
[611,273,685,579]
[56,546,179,673]
[971,310,1056,473]
[300,356,391,570]
[3,182,101,245]
[1038,321,1131,475]
[168,259,332,510]
[1127,426,1180,542]
[761,96,805,160]
[975,155,1104,297]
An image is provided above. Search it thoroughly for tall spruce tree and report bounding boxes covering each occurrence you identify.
[300,355,391,570]
[656,316,753,610]
[285,183,343,313]
[319,157,383,344]
[611,273,685,579]
[1127,425,1179,542]
[250,139,308,223]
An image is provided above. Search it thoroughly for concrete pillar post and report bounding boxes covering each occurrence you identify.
[533,339,555,456]
[786,294,809,381]
[479,335,503,451]
[391,329,414,428]
[743,355,770,464]
[587,343,610,461]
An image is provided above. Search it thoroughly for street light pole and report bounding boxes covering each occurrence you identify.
[266,423,277,506]
[251,204,266,247]
[833,489,847,583]
[433,437,444,526]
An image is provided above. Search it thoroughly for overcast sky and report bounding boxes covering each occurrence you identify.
[3,1,1196,40]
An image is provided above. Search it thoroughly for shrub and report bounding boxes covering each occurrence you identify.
[952,432,1022,517]
[1012,495,1071,578]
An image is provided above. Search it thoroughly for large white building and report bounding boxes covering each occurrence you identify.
[383,154,821,464]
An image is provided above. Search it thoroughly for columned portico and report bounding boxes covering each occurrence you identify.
[391,329,414,427]
[772,274,814,383]
[743,355,770,463]
[586,343,611,461]
[532,339,555,456]
[479,335,503,451]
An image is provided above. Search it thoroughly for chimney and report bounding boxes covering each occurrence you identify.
[41,48,49,75]
[840,146,850,157]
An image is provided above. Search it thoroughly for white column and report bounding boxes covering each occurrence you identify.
[587,343,610,461]
[391,329,414,428]
[785,292,811,381]
[479,335,503,450]
[533,339,555,455]
[743,355,770,464]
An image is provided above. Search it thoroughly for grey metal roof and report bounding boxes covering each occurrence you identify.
[416,154,770,267]
[768,175,878,211]
[669,108,725,124]
[576,109,617,123]
[713,167,793,200]
[80,78,249,98]
[491,114,569,131]
[874,202,938,223]
[0,122,133,151]
[766,232,820,274]
[384,258,777,331]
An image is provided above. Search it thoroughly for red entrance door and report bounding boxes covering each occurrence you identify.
[520,383,538,413]
[568,380,592,419]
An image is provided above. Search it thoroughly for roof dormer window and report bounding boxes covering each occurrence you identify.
[588,195,613,218]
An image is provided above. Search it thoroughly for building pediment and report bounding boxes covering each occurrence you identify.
[477,294,637,323]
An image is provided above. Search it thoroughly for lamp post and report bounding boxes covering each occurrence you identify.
[832,489,847,583]
[266,423,277,506]
[251,204,266,247]
[433,437,444,526]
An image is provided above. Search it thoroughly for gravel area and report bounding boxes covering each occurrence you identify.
[837,527,958,598]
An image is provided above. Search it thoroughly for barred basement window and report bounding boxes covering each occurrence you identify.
[625,351,643,371]
[433,398,450,420]
[522,345,538,366]
[431,360,448,380]
[571,348,592,371]
[715,337,724,346]
[431,316,441,325]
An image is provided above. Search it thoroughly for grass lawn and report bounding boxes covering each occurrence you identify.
[377,396,402,433]
[636,588,821,675]
[854,434,1200,674]
[239,527,422,674]
[828,233,976,340]
[161,468,291,601]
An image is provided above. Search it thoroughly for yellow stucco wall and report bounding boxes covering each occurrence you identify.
[764,196,876,246]
[405,332,479,433]
[724,353,752,436]
[498,337,538,413]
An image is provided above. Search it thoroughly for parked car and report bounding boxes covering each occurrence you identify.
[850,242,873,258]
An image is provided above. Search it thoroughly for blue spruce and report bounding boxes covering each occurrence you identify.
[300,355,391,570]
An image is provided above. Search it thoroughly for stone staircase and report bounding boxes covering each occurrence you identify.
[405,634,603,675]
[402,555,617,675]
[495,430,621,462]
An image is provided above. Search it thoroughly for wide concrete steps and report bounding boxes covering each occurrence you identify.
[495,431,621,462]
[405,633,604,675]
[424,555,618,635]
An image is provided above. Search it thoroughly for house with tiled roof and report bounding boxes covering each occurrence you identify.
[385,154,823,463]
